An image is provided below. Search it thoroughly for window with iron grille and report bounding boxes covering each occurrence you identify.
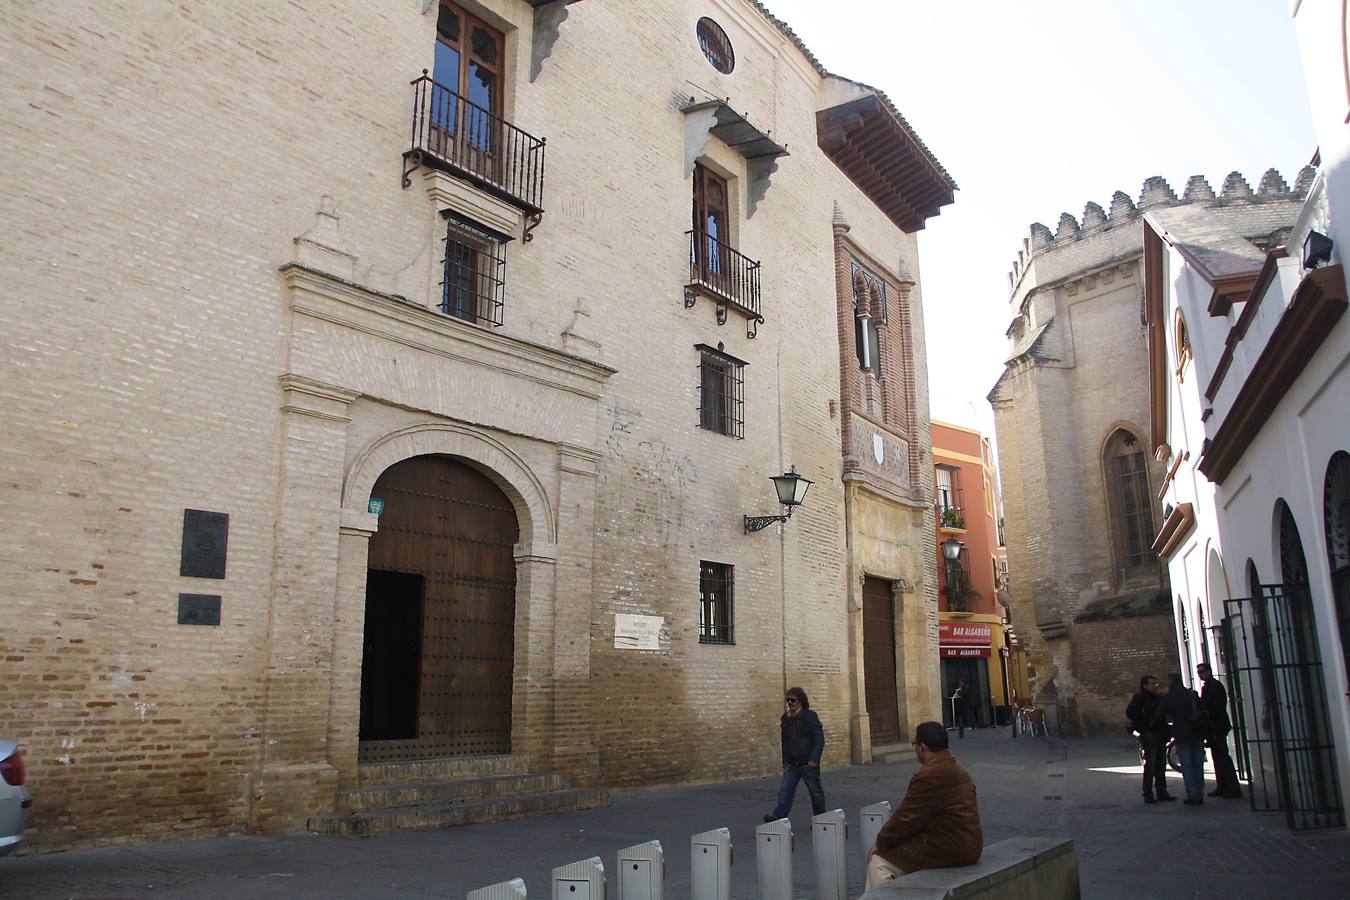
[699,560,734,644]
[696,343,745,438]
[696,17,735,74]
[440,211,506,327]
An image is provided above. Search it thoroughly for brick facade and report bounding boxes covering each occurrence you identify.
[0,0,951,849]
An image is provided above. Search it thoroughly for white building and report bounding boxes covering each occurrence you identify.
[1144,0,1350,831]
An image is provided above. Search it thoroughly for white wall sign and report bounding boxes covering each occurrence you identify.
[614,613,663,650]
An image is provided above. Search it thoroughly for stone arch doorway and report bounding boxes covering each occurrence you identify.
[359,454,520,763]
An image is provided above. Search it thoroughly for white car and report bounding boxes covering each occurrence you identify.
[0,739,29,856]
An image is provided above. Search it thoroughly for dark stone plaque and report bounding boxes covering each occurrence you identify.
[178,593,221,626]
[180,509,228,578]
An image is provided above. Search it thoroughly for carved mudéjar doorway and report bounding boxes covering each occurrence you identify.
[359,455,519,763]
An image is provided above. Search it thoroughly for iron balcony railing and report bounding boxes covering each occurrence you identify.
[403,71,546,217]
[686,229,762,322]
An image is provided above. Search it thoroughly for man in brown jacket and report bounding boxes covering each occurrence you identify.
[866,721,983,887]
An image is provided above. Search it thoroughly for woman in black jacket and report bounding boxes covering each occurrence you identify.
[764,686,826,822]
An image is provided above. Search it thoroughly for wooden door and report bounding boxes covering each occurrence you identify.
[862,576,901,745]
[360,455,519,762]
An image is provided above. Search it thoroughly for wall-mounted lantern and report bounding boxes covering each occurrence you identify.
[1303,229,1333,270]
[744,467,813,533]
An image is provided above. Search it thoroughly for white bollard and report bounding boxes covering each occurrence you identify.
[755,818,793,900]
[690,827,733,900]
[553,857,605,900]
[811,809,848,900]
[859,800,892,858]
[616,840,663,900]
[469,878,528,900]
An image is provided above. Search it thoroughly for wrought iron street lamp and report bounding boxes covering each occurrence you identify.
[743,467,813,533]
[941,537,964,561]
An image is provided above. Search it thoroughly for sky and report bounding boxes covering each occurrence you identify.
[759,0,1318,441]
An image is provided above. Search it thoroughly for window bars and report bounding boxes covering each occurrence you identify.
[696,344,745,438]
[440,212,506,327]
[699,560,734,644]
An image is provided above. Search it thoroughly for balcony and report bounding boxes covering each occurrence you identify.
[938,504,967,533]
[685,230,764,338]
[402,72,546,238]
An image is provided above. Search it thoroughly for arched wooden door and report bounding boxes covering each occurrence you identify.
[359,455,519,762]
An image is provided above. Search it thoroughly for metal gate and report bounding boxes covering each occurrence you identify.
[862,577,901,745]
[1224,584,1345,830]
[360,455,519,763]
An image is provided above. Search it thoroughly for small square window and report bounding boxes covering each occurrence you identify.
[699,560,734,644]
[441,212,506,327]
[696,344,746,438]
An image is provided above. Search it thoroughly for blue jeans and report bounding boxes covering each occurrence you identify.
[771,763,825,818]
[1176,740,1206,800]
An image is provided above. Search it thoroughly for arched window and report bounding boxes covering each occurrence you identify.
[1173,310,1192,381]
[1104,428,1157,582]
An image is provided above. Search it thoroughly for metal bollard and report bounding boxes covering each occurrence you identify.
[690,827,733,900]
[755,818,793,900]
[469,878,528,900]
[553,857,605,900]
[859,800,892,858]
[616,840,663,900]
[811,809,848,900]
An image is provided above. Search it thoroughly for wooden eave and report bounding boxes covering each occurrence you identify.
[817,95,956,233]
[1151,502,1195,558]
[1198,264,1347,484]
[1205,248,1288,402]
[1208,271,1260,318]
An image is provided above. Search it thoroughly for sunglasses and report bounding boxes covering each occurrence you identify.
[785,698,800,706]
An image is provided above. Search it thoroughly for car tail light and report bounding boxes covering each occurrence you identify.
[0,750,25,786]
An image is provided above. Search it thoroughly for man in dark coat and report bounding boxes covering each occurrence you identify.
[1197,662,1242,798]
[764,686,825,822]
[1154,673,1207,804]
[1126,674,1175,803]
[865,721,983,888]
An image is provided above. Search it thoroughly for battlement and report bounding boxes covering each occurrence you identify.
[1007,166,1316,292]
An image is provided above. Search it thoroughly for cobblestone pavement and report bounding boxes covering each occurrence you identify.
[3,729,1348,898]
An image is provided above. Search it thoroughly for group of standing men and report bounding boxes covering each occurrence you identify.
[1127,663,1243,805]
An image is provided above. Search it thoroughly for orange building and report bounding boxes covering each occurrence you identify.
[931,421,1028,727]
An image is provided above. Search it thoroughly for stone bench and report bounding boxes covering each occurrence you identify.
[863,836,1079,899]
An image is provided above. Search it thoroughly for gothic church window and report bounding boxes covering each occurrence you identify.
[1104,428,1156,581]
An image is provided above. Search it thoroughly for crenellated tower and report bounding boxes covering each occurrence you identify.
[988,166,1314,737]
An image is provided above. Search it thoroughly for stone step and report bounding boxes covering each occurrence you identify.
[872,743,913,765]
[357,754,529,788]
[339,772,572,813]
[308,787,611,838]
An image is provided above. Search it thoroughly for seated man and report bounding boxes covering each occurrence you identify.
[866,721,983,887]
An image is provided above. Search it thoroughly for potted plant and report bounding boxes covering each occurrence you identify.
[941,506,965,529]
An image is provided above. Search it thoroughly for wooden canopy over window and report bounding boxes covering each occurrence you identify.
[817,93,956,233]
